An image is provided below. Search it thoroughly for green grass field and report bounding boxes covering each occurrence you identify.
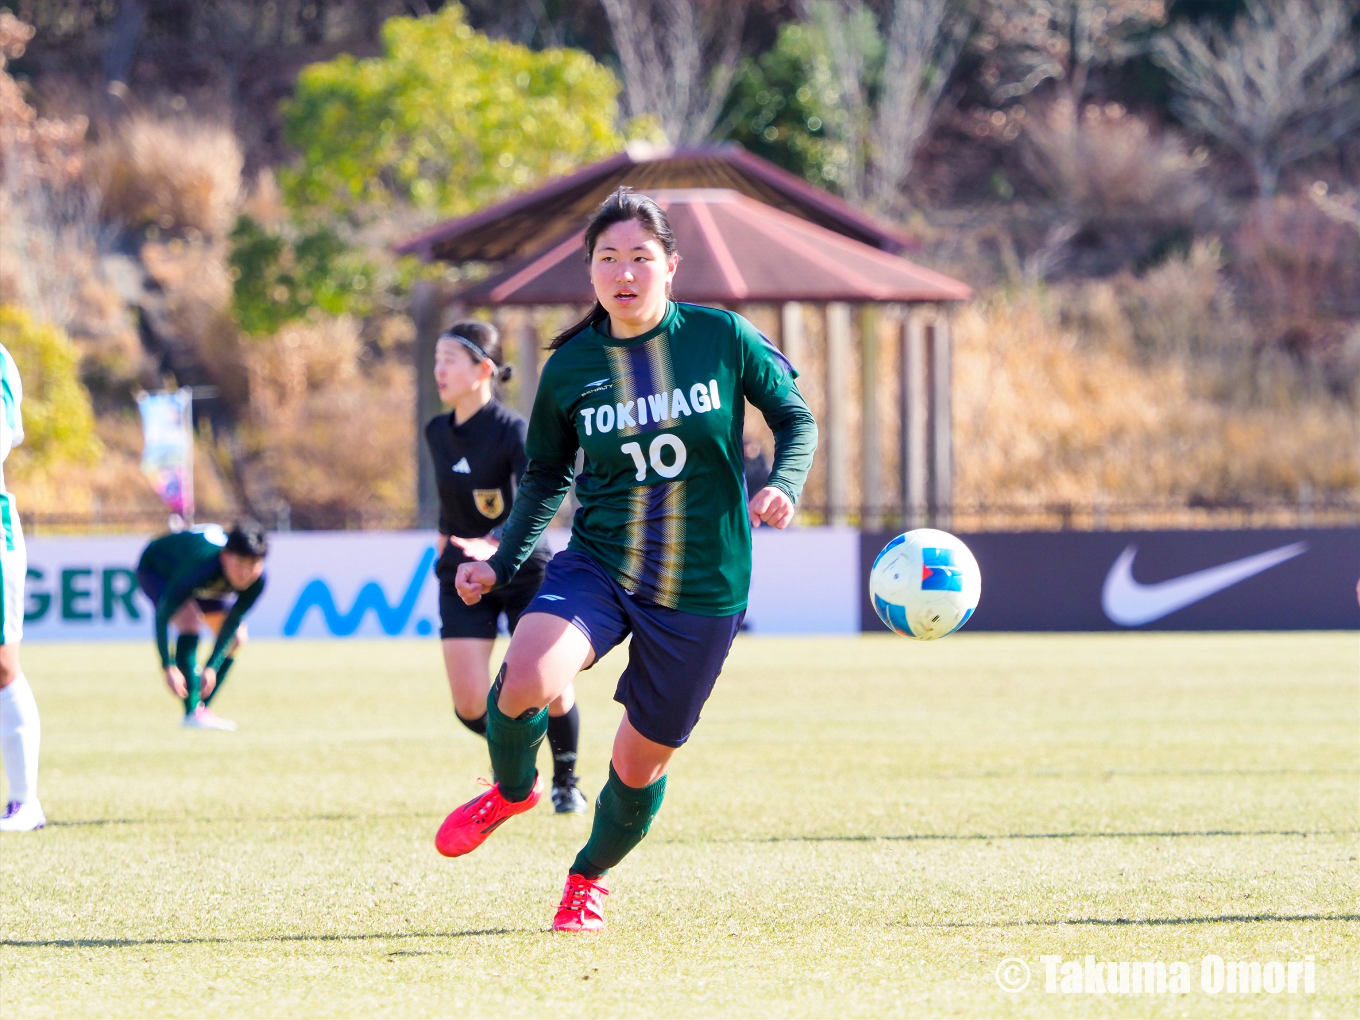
[2,633,1357,1018]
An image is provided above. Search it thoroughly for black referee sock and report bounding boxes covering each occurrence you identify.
[546,705,579,786]
[455,711,488,736]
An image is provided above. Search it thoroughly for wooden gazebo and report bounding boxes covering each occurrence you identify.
[399,145,971,529]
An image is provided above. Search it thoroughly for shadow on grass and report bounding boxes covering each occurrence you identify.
[44,813,432,828]
[2,929,534,948]
[912,913,1360,928]
[744,829,1352,843]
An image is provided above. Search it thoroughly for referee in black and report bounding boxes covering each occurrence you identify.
[425,320,586,812]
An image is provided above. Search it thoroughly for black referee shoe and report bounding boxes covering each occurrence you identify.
[551,778,589,814]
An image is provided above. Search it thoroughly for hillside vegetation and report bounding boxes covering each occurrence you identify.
[2,2,1357,526]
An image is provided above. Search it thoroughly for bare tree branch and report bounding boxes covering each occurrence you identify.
[600,0,747,145]
[801,0,972,212]
[978,0,1166,105]
[1154,0,1360,197]
[801,0,874,203]
[871,0,971,212]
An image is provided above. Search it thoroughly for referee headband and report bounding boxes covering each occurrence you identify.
[438,330,493,365]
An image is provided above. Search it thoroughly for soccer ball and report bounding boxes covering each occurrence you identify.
[869,529,981,640]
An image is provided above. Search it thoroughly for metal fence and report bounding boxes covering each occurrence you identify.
[19,499,1360,536]
[797,499,1360,532]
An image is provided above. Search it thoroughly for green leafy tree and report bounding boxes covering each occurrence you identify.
[280,4,624,219]
[0,305,100,467]
[722,23,850,192]
[228,216,372,337]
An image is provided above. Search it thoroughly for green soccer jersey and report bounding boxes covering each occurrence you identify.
[0,343,24,494]
[488,301,817,616]
[139,526,265,670]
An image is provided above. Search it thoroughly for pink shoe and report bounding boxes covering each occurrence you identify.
[552,873,609,932]
[435,776,542,858]
[182,706,236,731]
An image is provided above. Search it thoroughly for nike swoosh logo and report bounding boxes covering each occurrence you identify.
[1102,541,1308,626]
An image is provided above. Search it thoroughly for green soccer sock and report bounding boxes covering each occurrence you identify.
[570,763,667,879]
[485,671,547,802]
[203,656,234,706]
[175,633,200,714]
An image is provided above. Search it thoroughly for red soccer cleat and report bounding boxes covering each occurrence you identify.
[552,873,609,932]
[434,776,542,858]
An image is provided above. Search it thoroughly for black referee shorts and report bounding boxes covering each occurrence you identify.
[437,555,546,641]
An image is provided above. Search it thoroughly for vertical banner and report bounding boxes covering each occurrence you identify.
[137,389,194,518]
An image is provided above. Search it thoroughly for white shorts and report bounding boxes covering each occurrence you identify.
[0,493,26,644]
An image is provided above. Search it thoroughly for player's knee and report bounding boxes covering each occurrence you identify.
[497,653,554,715]
[611,745,672,788]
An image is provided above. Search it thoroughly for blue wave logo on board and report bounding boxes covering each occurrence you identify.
[284,547,437,637]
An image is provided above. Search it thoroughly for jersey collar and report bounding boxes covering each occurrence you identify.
[590,301,679,347]
[449,399,494,432]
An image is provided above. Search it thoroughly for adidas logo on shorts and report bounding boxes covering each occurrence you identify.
[452,457,471,473]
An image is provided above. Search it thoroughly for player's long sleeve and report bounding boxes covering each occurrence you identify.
[205,577,264,672]
[153,568,205,667]
[486,460,573,587]
[756,388,816,505]
[741,325,817,505]
[487,380,578,588]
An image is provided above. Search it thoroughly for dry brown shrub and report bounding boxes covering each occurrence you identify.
[1233,197,1360,365]
[240,167,285,230]
[137,238,254,408]
[953,289,1359,505]
[86,114,242,237]
[1023,101,1206,221]
[16,414,238,519]
[246,315,361,420]
[245,317,413,525]
[1065,239,1248,365]
[67,272,149,397]
[1121,239,1240,359]
[0,12,94,330]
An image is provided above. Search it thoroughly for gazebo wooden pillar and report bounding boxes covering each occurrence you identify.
[900,304,953,530]
[411,281,449,529]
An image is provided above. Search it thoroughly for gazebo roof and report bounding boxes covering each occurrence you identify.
[451,189,972,306]
[394,143,914,263]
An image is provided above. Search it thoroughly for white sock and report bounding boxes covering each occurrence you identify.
[0,674,40,804]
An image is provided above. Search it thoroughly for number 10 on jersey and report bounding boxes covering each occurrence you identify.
[620,435,687,480]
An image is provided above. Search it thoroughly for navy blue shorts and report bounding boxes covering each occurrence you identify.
[437,554,544,640]
[525,549,743,748]
[135,568,230,616]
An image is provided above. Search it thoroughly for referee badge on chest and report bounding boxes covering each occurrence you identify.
[473,488,504,518]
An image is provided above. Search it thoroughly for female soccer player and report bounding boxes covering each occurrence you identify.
[435,188,817,932]
[136,522,268,731]
[0,343,44,831]
[425,320,585,813]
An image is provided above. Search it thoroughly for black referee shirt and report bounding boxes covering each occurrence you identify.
[424,401,549,569]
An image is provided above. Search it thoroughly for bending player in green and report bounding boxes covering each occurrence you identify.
[436,189,817,931]
[136,523,268,731]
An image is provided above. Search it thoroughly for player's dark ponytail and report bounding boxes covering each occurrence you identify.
[442,320,514,383]
[548,187,678,350]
